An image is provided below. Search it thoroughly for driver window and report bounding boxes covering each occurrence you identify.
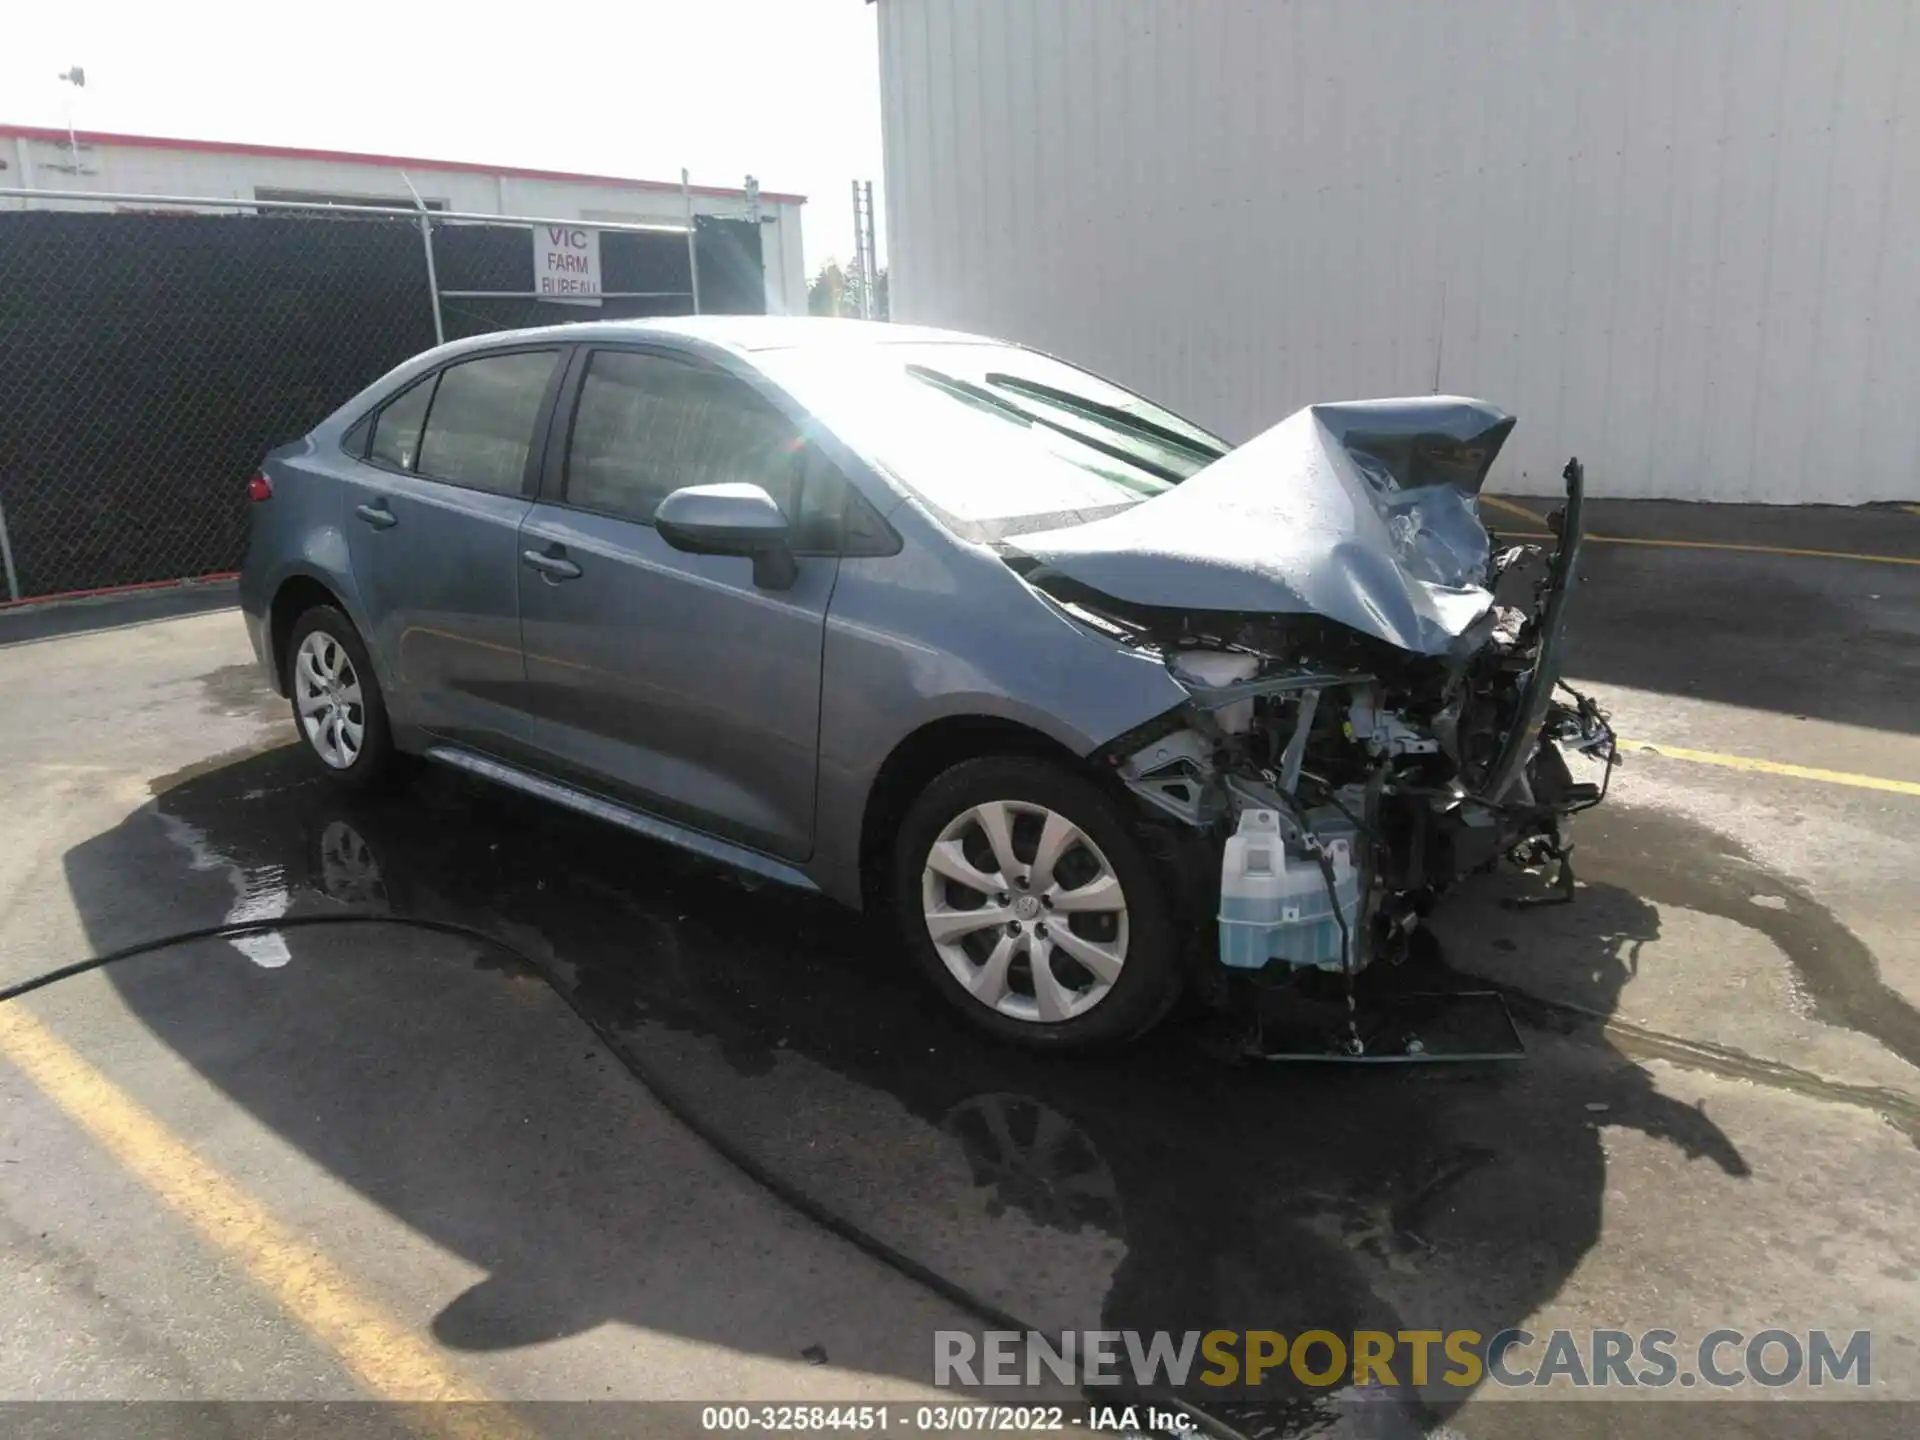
[564,350,805,526]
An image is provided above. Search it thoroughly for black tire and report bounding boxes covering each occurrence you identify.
[284,605,409,792]
[893,755,1182,1050]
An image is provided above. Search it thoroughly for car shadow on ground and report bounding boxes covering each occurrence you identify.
[61,742,1753,1434]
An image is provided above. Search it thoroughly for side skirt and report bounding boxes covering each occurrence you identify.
[423,746,822,894]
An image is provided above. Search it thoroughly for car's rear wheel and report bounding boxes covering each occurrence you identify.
[894,756,1181,1049]
[285,606,406,790]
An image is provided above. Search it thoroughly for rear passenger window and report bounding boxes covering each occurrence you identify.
[368,376,434,471]
[565,350,806,525]
[415,350,560,495]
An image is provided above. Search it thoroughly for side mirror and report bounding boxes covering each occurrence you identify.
[654,483,798,589]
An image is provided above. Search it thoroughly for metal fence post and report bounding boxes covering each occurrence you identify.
[401,172,446,345]
[0,493,21,603]
[682,169,701,315]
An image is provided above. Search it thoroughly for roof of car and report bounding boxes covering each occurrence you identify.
[655,315,999,351]
[475,314,994,354]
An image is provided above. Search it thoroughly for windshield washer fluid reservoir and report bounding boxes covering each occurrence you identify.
[1218,809,1361,971]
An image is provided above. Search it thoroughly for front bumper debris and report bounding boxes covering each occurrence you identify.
[1078,450,1615,1057]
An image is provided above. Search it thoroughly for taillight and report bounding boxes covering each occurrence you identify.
[247,473,273,502]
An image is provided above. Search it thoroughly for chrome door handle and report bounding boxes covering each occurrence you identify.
[521,548,582,580]
[354,502,398,530]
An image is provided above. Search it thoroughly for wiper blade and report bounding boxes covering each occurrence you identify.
[905,364,1034,425]
[982,373,1227,462]
[904,365,1186,487]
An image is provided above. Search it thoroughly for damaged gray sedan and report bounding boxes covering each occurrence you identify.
[241,317,1614,1052]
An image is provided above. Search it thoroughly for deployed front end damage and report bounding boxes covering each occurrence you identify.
[1011,398,1616,1037]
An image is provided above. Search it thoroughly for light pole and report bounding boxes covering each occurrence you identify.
[56,66,85,174]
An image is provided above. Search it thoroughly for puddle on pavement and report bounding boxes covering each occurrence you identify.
[63,747,1784,1428]
[153,807,292,967]
[197,662,288,723]
[1429,800,1920,1086]
[1573,805,1920,1072]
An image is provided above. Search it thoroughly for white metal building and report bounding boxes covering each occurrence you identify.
[0,123,809,315]
[876,0,1920,504]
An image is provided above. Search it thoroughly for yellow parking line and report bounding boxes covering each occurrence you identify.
[0,1004,527,1439]
[1589,534,1920,565]
[1479,494,1549,525]
[1618,737,1920,797]
[1498,530,1920,566]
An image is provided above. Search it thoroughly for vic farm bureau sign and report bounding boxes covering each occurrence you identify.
[534,225,602,304]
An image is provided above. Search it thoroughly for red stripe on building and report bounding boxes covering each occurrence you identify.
[0,123,805,205]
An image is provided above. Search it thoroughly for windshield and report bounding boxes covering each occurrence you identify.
[754,341,1227,541]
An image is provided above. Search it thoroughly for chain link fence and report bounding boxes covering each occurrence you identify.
[0,197,764,603]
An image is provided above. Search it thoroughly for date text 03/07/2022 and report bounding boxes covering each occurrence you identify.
[698,1403,1196,1433]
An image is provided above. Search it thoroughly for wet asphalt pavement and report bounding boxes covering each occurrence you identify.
[3,507,1919,1437]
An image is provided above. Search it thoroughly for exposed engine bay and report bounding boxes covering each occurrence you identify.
[1009,399,1617,1039]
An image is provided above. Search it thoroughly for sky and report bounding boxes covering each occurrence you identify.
[2,0,886,273]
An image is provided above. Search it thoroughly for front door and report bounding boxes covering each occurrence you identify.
[340,346,563,751]
[514,346,839,862]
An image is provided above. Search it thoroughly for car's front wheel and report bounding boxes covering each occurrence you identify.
[285,606,406,790]
[894,756,1182,1049]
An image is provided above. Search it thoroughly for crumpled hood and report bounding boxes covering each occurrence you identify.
[1011,396,1518,656]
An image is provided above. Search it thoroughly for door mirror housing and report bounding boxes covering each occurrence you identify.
[655,483,798,589]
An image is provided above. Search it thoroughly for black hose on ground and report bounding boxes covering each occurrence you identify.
[0,914,496,1004]
[0,913,1254,1440]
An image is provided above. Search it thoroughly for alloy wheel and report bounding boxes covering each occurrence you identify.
[920,799,1129,1024]
[293,630,366,770]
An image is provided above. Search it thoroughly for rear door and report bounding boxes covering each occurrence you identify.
[513,345,844,861]
[341,345,565,751]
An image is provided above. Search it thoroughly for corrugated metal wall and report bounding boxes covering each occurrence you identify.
[877,0,1920,503]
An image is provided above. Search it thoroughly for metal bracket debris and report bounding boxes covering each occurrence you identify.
[1502,831,1578,909]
